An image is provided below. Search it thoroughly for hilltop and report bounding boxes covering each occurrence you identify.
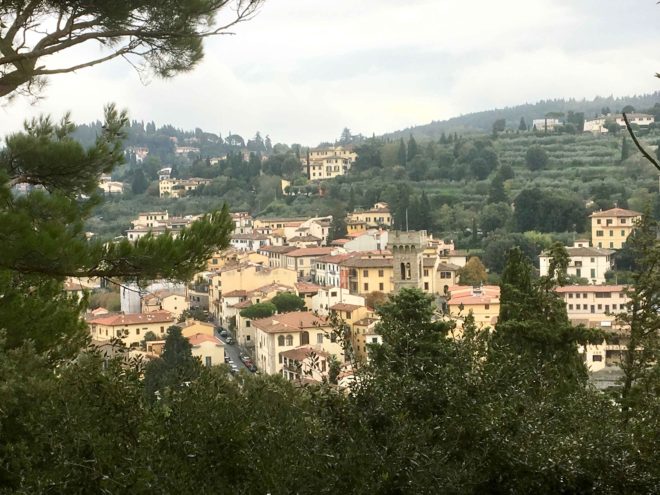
[382,92,660,140]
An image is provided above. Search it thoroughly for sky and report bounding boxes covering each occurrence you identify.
[1,0,660,145]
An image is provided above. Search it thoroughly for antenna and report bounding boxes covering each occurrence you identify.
[406,208,409,232]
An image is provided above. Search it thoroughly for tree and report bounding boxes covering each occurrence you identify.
[131,168,149,194]
[239,302,276,319]
[339,128,352,146]
[621,136,631,162]
[0,1,263,98]
[397,138,407,166]
[143,325,201,401]
[622,105,636,113]
[365,291,388,309]
[525,145,548,171]
[518,117,528,131]
[407,135,418,161]
[270,292,306,313]
[487,173,508,204]
[458,257,487,286]
[613,214,660,416]
[492,118,506,136]
[480,202,511,234]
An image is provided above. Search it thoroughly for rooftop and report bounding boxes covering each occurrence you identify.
[590,208,642,218]
[89,310,174,326]
[188,333,223,346]
[280,345,330,361]
[555,285,629,293]
[330,303,363,312]
[251,311,328,333]
[286,247,335,258]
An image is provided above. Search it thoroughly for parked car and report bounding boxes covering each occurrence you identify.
[247,364,257,373]
[219,329,228,338]
[239,353,251,363]
[224,355,230,363]
[230,364,239,374]
[226,336,235,345]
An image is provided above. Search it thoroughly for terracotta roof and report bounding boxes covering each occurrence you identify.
[286,247,334,257]
[314,253,357,264]
[590,208,641,218]
[232,300,253,309]
[330,303,363,312]
[437,262,461,271]
[231,233,269,240]
[280,345,330,361]
[258,245,297,254]
[295,282,322,294]
[555,285,629,293]
[541,247,614,257]
[223,290,248,298]
[340,257,393,268]
[188,333,224,346]
[251,311,328,333]
[180,320,215,329]
[331,239,350,245]
[288,235,321,242]
[422,258,437,268]
[89,310,174,326]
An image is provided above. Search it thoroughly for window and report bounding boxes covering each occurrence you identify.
[379,283,384,291]
[576,268,581,278]
[331,291,337,297]
[621,230,625,236]
[597,304,602,310]
[606,219,613,226]
[378,269,384,277]
[591,269,596,279]
[136,328,140,335]
[423,269,429,277]
[596,230,604,237]
[621,218,626,224]
[205,356,212,367]
[610,242,614,248]
[246,321,251,327]
[596,219,601,224]
[592,355,602,362]
[364,283,369,291]
[317,333,323,344]
[609,230,614,237]
[440,271,451,279]
[246,335,251,341]
[424,282,429,290]
[330,333,337,343]
[321,360,326,372]
[590,258,595,263]
[568,293,573,299]
[278,335,285,346]
[363,270,369,277]
[286,335,293,346]
[568,304,574,310]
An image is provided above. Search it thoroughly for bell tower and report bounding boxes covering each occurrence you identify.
[388,230,427,292]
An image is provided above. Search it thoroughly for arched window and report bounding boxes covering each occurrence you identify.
[286,335,293,346]
[278,335,285,346]
[400,262,406,279]
[406,262,411,280]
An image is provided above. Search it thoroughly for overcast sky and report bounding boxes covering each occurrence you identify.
[1,0,660,145]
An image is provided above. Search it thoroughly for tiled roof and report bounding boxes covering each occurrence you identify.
[437,262,461,271]
[251,311,328,333]
[258,245,297,254]
[280,345,330,361]
[188,333,224,346]
[222,290,248,298]
[288,235,321,242]
[590,208,641,218]
[286,247,334,258]
[231,233,269,240]
[330,303,363,312]
[555,285,628,293]
[340,257,393,268]
[314,253,357,264]
[295,282,322,293]
[89,310,174,326]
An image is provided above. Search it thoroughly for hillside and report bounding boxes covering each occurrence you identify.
[383,92,660,140]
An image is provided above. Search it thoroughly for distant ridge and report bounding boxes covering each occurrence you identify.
[383,92,660,140]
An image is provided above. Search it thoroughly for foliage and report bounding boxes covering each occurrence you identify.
[270,292,306,313]
[458,256,488,285]
[525,145,549,171]
[239,302,277,319]
[0,0,263,98]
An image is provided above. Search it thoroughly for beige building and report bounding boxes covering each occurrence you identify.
[339,254,394,295]
[159,177,211,198]
[188,333,225,367]
[180,319,216,338]
[88,310,176,348]
[282,247,336,278]
[591,208,641,249]
[446,285,500,331]
[347,202,392,229]
[307,146,357,180]
[142,291,188,319]
[539,243,615,284]
[252,311,345,375]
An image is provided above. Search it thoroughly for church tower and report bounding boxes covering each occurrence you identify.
[388,230,427,292]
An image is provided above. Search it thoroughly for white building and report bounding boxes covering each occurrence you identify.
[311,288,365,316]
[539,242,614,284]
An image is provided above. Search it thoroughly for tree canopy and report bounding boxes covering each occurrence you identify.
[0,0,263,98]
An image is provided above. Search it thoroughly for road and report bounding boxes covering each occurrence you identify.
[214,329,254,372]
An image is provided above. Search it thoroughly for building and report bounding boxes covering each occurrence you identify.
[344,230,389,252]
[159,177,211,198]
[347,203,392,229]
[313,253,356,287]
[590,208,642,249]
[258,245,298,268]
[231,212,253,234]
[98,175,124,195]
[311,287,365,316]
[251,311,344,375]
[539,242,615,284]
[307,146,357,180]
[282,247,336,278]
[230,233,270,252]
[188,333,225,367]
[446,285,500,331]
[142,290,188,320]
[532,118,561,132]
[339,254,394,295]
[614,113,654,128]
[388,230,427,292]
[583,117,608,134]
[88,310,176,347]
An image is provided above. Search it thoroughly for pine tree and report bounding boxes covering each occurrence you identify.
[487,173,508,204]
[407,134,418,161]
[397,138,407,166]
[418,191,432,231]
[621,136,631,162]
[518,117,527,131]
[131,169,149,194]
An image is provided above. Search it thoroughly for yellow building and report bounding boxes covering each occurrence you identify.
[347,203,392,229]
[142,291,188,319]
[329,303,377,361]
[339,255,394,295]
[88,310,175,347]
[446,285,500,331]
[188,333,225,367]
[307,146,358,180]
[590,207,641,249]
[251,311,344,375]
[180,319,216,338]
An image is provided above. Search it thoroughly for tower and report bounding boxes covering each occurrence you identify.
[388,230,427,292]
